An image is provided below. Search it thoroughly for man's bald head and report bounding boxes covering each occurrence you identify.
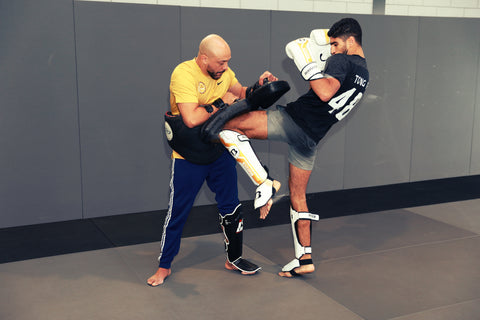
[196,34,231,80]
[198,34,231,59]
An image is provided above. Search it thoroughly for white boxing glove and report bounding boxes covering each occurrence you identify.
[309,29,331,72]
[285,37,323,81]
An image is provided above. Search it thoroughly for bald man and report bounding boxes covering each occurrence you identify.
[147,34,277,286]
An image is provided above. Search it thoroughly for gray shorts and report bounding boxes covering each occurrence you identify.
[267,106,317,170]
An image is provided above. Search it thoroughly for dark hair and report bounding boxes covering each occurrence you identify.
[327,18,362,45]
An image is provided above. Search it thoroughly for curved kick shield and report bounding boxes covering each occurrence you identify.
[201,80,290,142]
[247,80,290,109]
[201,99,252,143]
[164,112,225,165]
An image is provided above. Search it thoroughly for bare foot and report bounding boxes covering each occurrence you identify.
[278,261,315,278]
[225,260,258,275]
[147,267,171,286]
[259,180,281,219]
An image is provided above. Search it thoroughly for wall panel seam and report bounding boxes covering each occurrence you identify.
[72,0,86,219]
[408,17,421,182]
[469,36,480,174]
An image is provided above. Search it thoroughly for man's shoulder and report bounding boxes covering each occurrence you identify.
[349,54,367,67]
[173,59,196,73]
[329,54,365,65]
[171,59,201,86]
[327,54,368,75]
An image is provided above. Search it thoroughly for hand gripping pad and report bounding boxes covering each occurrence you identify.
[201,99,252,143]
[247,80,290,109]
[201,80,290,142]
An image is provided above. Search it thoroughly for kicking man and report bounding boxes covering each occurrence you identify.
[217,18,370,277]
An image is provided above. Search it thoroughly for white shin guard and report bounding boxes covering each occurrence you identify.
[219,130,268,186]
[219,130,277,209]
[254,179,277,209]
[282,207,319,272]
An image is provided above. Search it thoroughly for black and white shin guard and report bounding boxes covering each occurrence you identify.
[220,204,261,274]
[282,207,319,274]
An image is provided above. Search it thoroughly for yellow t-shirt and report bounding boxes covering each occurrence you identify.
[169,58,238,159]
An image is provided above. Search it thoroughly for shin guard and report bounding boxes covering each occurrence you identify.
[220,204,261,274]
[219,130,278,209]
[219,130,267,186]
[282,207,319,273]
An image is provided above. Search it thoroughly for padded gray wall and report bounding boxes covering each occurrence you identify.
[411,18,479,181]
[74,2,178,218]
[343,15,418,189]
[1,1,479,228]
[473,64,480,175]
[0,0,82,227]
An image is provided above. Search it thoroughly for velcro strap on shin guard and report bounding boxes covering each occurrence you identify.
[298,212,319,221]
[201,99,252,142]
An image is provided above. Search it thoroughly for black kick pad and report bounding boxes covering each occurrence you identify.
[201,80,291,142]
[247,80,290,109]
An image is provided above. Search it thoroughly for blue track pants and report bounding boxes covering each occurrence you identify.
[158,150,239,269]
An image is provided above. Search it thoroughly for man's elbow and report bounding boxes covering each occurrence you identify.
[318,92,333,102]
[312,78,340,102]
[182,117,202,128]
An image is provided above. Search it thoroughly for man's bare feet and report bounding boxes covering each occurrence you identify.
[278,259,315,278]
[147,267,171,286]
[259,180,281,219]
[225,260,258,275]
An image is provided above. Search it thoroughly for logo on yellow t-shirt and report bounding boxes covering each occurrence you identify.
[198,82,206,94]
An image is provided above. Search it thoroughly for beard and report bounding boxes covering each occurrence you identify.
[207,69,224,80]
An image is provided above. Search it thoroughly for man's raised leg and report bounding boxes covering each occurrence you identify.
[221,111,281,218]
[219,129,280,219]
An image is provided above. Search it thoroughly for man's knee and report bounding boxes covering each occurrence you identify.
[223,114,244,131]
